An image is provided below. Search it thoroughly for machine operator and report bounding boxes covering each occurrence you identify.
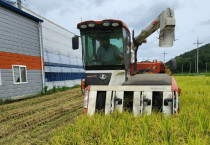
[96,38,123,65]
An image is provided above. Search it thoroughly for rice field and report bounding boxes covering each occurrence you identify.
[0,88,83,145]
[0,76,209,144]
[52,76,210,145]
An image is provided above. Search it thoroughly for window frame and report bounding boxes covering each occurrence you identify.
[81,28,125,67]
[12,65,28,84]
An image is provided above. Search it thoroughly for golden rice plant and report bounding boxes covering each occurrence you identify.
[52,76,210,145]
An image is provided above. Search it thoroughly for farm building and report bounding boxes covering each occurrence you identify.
[22,7,85,89]
[0,0,44,99]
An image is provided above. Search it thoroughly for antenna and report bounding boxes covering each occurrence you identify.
[17,0,21,9]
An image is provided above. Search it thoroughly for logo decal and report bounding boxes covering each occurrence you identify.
[99,74,107,80]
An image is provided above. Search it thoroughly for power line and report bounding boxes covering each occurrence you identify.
[21,0,56,22]
[20,1,78,44]
[21,1,44,18]
[30,0,56,21]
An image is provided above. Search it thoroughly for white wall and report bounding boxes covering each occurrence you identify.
[22,7,85,89]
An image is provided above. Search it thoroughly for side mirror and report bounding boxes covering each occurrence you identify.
[72,35,79,50]
[170,58,176,72]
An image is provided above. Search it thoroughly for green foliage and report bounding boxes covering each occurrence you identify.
[44,85,48,93]
[166,43,210,73]
[39,85,80,96]
[40,85,80,95]
[174,73,210,76]
[0,98,12,105]
[0,98,3,105]
[52,76,210,145]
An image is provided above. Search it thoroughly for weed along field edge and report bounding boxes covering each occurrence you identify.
[0,76,209,144]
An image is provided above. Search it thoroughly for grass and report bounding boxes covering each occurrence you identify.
[52,76,210,145]
[0,98,3,105]
[39,85,81,96]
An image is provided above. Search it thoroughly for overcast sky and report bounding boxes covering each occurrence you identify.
[17,0,210,62]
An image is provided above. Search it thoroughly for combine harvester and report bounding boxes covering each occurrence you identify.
[72,8,181,116]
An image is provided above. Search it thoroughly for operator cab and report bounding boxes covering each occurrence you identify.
[72,20,131,71]
[72,20,132,112]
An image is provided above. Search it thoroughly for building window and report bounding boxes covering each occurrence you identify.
[12,65,27,84]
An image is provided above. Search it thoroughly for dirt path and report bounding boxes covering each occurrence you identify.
[0,88,83,145]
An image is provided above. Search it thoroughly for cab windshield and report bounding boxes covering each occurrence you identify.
[81,29,124,68]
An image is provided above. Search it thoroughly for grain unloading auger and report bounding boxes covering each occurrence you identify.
[72,8,181,116]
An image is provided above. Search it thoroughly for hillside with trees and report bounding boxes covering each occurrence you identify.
[166,43,210,73]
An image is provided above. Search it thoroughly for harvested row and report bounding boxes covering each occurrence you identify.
[0,94,81,123]
[0,88,81,112]
[0,88,83,145]
[1,99,81,137]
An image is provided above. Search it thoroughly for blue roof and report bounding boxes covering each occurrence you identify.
[0,0,43,22]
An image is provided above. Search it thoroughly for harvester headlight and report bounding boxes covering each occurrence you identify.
[80,24,87,29]
[88,22,95,27]
[112,22,119,27]
[102,21,111,27]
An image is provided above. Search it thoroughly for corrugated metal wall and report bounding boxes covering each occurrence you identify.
[0,7,39,55]
[43,21,85,89]
[0,5,42,99]
[23,8,85,89]
[0,69,42,99]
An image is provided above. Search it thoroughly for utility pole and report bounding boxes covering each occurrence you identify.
[189,61,191,75]
[182,64,183,74]
[195,55,196,73]
[206,63,208,73]
[193,37,203,74]
[163,50,167,63]
[17,0,21,9]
